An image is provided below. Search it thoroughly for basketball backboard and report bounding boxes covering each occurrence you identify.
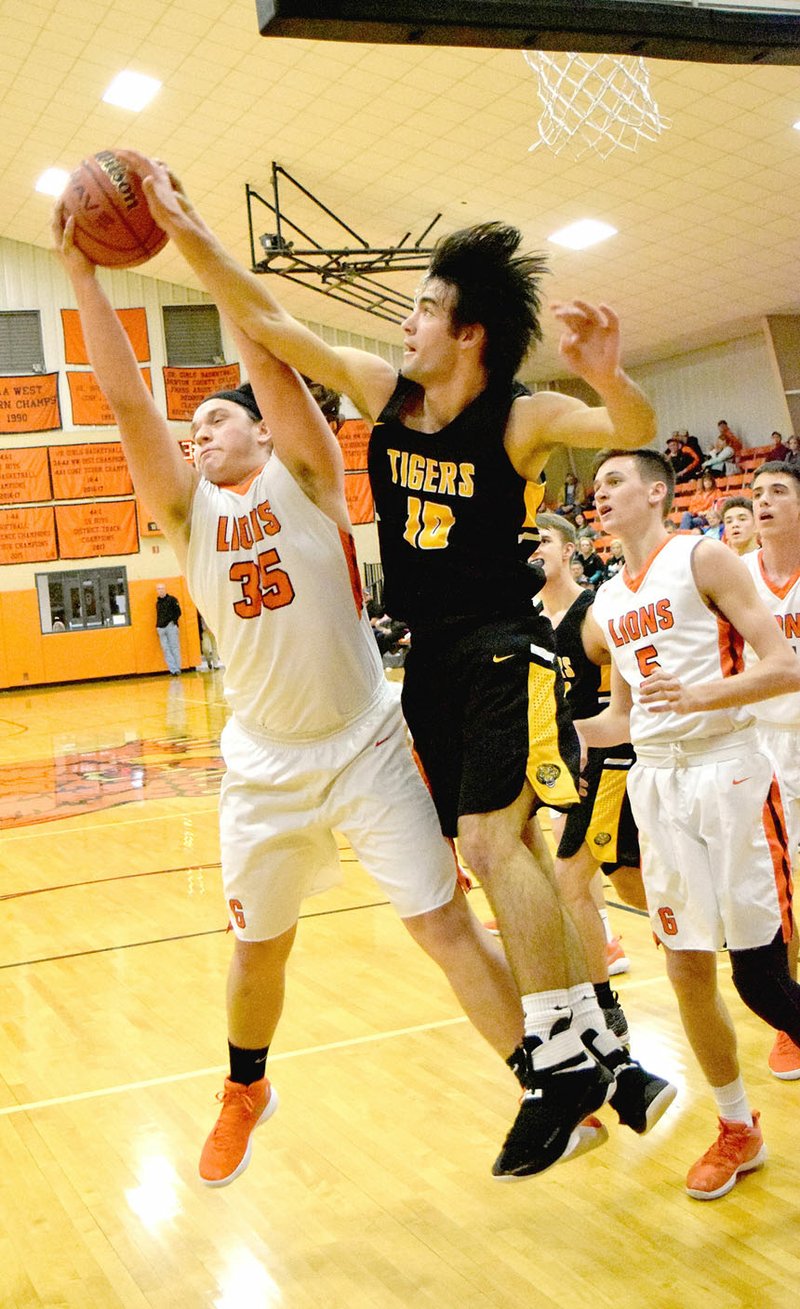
[256,0,800,64]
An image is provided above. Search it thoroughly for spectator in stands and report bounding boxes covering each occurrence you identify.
[561,472,584,511]
[716,419,744,463]
[766,431,789,461]
[785,435,800,470]
[569,555,592,589]
[702,432,739,476]
[605,539,625,576]
[576,535,607,588]
[574,510,597,540]
[721,497,758,556]
[676,428,704,462]
[665,434,701,484]
[702,506,724,540]
[679,470,719,530]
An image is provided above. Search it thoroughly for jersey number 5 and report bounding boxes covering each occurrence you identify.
[230,548,295,618]
[636,644,660,677]
[403,496,456,550]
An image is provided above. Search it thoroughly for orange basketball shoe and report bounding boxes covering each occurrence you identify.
[767,1031,800,1081]
[199,1076,279,1187]
[685,1114,766,1201]
[606,937,630,976]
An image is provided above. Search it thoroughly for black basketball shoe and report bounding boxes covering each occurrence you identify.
[493,1035,615,1180]
[581,1028,677,1134]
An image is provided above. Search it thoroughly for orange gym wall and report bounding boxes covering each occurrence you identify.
[0,576,201,690]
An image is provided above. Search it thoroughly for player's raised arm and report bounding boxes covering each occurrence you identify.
[505,301,655,480]
[52,205,197,552]
[228,324,349,530]
[137,156,396,422]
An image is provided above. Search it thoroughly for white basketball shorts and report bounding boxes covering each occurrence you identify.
[756,722,800,853]
[627,733,793,952]
[218,687,457,940]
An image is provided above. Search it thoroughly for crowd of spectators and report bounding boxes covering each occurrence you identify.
[546,419,795,586]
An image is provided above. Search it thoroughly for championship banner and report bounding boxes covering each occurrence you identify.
[0,374,61,434]
[61,308,150,364]
[163,364,241,421]
[344,472,374,525]
[49,443,134,500]
[55,500,139,559]
[0,506,57,564]
[66,369,152,426]
[337,418,371,471]
[0,447,52,504]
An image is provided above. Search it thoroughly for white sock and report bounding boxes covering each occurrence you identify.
[712,1077,752,1126]
[568,983,609,1035]
[521,988,571,1042]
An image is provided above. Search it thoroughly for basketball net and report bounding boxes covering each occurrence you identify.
[523,51,670,160]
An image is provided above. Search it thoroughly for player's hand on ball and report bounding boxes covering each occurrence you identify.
[51,202,95,278]
[141,159,204,235]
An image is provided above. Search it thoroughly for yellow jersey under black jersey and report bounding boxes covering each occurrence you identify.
[368,375,544,631]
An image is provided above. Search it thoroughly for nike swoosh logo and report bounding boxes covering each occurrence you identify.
[493,654,514,663]
[374,735,391,748]
[732,777,752,785]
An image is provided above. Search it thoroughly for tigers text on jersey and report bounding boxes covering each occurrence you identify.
[592,534,752,746]
[368,376,544,631]
[186,454,384,742]
[742,549,800,727]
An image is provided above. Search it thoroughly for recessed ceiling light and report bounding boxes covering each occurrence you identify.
[35,167,70,197]
[103,70,161,112]
[548,219,618,250]
[794,120,800,131]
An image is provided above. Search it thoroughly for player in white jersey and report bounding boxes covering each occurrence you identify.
[743,461,800,1080]
[53,206,544,1190]
[578,448,800,1201]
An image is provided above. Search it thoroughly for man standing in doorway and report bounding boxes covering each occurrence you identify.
[155,582,182,675]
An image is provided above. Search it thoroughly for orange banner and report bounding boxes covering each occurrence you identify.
[49,443,134,500]
[0,374,61,434]
[66,369,153,426]
[0,446,52,504]
[163,364,241,421]
[61,308,150,364]
[55,500,138,559]
[0,506,57,563]
[338,418,371,471]
[345,472,374,525]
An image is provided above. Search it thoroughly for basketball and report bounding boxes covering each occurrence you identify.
[61,149,168,269]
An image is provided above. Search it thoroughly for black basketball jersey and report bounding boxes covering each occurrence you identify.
[553,589,605,721]
[368,375,543,630]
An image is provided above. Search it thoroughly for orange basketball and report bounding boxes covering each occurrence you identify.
[62,149,168,269]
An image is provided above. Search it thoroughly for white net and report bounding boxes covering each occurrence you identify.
[523,51,670,160]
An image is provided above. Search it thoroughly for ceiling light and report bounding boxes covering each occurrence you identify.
[103,70,161,112]
[548,219,618,250]
[35,167,70,197]
[794,120,800,132]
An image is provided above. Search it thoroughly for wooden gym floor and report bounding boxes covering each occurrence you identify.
[1,672,799,1309]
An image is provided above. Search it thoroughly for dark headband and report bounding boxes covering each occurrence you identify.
[204,380,261,421]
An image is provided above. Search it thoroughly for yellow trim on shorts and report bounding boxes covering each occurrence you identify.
[525,662,579,808]
[586,768,629,864]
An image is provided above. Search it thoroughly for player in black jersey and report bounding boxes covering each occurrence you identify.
[530,514,651,1048]
[142,167,675,1179]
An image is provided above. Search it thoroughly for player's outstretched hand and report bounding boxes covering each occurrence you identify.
[51,201,95,279]
[551,300,621,389]
[639,671,699,715]
[136,156,206,239]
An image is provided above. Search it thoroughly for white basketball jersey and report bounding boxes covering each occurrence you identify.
[742,549,800,727]
[592,534,753,746]
[186,454,384,741]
